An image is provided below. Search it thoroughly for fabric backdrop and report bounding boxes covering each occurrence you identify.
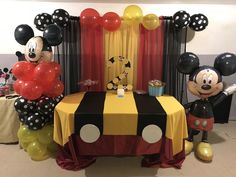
[55,16,81,95]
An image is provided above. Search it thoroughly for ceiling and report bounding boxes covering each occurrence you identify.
[12,0,236,4]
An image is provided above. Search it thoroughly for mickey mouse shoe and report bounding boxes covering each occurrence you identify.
[195,142,213,162]
[185,140,194,155]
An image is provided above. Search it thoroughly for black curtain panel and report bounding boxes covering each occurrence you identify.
[162,17,188,104]
[55,16,81,95]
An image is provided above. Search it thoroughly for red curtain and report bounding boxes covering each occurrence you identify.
[80,24,104,91]
[136,17,164,91]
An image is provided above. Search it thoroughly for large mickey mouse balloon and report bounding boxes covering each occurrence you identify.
[177,52,236,162]
[14,24,62,63]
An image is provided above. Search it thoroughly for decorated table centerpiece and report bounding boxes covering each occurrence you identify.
[148,80,165,97]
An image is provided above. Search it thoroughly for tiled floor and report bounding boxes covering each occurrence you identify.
[0,121,236,177]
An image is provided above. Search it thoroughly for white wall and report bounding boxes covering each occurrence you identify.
[0,1,236,118]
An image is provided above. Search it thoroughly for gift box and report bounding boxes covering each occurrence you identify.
[148,80,165,97]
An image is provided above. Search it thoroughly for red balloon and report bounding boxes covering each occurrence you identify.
[44,80,64,98]
[80,8,100,26]
[20,81,43,100]
[102,12,121,31]
[34,62,56,85]
[12,61,36,80]
[13,79,24,94]
[51,62,62,77]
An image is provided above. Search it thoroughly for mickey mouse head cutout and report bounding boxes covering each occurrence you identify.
[14,24,62,63]
[177,52,236,162]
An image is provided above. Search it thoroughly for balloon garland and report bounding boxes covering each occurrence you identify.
[106,56,133,91]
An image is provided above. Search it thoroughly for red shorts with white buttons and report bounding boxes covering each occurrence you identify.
[187,114,214,131]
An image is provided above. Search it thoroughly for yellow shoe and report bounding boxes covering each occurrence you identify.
[195,142,213,162]
[185,140,194,155]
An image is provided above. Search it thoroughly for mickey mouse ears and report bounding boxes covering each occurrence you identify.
[177,52,200,74]
[214,53,236,76]
[14,24,34,45]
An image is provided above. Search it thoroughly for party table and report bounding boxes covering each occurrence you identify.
[0,95,20,143]
[54,91,188,170]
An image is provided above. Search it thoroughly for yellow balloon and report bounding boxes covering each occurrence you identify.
[27,141,48,161]
[47,141,57,154]
[20,141,29,150]
[142,14,160,30]
[123,5,143,24]
[17,125,37,143]
[37,125,53,145]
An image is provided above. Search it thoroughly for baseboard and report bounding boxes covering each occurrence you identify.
[229,116,236,120]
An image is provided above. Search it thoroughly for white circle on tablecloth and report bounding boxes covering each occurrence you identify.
[142,124,162,144]
[80,124,100,143]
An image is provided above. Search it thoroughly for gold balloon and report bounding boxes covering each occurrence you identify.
[37,125,53,145]
[123,5,143,24]
[17,125,37,143]
[142,14,160,30]
[20,141,29,150]
[27,141,48,161]
[47,141,57,154]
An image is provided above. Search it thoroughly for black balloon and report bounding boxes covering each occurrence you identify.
[43,24,63,46]
[36,96,55,116]
[14,24,34,45]
[34,13,53,31]
[189,14,208,31]
[14,97,36,116]
[173,10,190,29]
[52,9,70,28]
[177,52,200,74]
[24,112,46,130]
[214,53,236,76]
[53,94,64,104]
[18,113,27,123]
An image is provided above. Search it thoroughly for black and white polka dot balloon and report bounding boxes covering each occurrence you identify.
[189,14,208,32]
[18,113,28,124]
[34,13,53,31]
[52,9,70,28]
[24,112,46,130]
[36,96,54,116]
[53,94,64,104]
[173,10,191,29]
[14,97,36,116]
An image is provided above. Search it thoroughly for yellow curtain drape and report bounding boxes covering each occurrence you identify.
[104,21,139,90]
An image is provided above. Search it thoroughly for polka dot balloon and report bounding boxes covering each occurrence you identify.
[25,112,46,130]
[173,10,190,29]
[189,13,208,31]
[34,13,53,31]
[52,9,70,28]
[18,113,28,124]
[14,97,36,116]
[36,96,54,116]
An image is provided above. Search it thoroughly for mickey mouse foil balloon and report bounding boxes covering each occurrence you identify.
[14,24,62,63]
[177,52,236,162]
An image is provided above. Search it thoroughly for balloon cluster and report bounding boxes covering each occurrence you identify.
[15,95,63,130]
[17,124,57,161]
[80,5,161,32]
[172,10,208,31]
[34,9,70,31]
[12,61,64,100]
[123,5,160,30]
